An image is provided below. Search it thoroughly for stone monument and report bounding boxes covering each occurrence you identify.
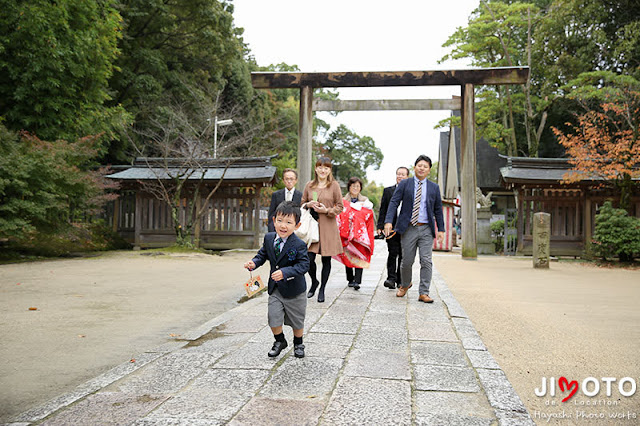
[532,212,551,268]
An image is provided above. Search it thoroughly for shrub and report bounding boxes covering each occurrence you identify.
[1,222,130,259]
[491,219,504,252]
[0,125,118,240]
[592,201,640,262]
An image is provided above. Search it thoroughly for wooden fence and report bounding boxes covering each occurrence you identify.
[107,186,266,249]
[517,187,640,256]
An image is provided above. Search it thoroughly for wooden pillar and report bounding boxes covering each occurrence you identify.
[112,197,120,233]
[134,192,141,250]
[298,85,314,188]
[194,195,202,247]
[460,83,477,259]
[254,187,262,249]
[584,190,592,248]
[516,189,524,254]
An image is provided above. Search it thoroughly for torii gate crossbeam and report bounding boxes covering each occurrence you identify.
[251,67,529,259]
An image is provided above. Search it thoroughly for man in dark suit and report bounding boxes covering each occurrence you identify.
[384,155,445,303]
[377,166,410,289]
[267,168,302,232]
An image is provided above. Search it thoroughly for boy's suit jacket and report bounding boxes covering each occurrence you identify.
[251,232,310,298]
[267,188,303,232]
[384,178,444,236]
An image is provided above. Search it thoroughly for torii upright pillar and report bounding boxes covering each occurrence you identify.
[460,83,477,259]
[298,86,313,189]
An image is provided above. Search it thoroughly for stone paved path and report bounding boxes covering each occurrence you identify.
[8,246,534,425]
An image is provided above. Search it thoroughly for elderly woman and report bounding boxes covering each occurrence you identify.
[335,177,375,291]
[301,157,343,303]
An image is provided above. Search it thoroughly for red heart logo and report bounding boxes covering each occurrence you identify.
[558,376,578,402]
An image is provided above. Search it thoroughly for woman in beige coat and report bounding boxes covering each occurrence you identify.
[301,157,343,303]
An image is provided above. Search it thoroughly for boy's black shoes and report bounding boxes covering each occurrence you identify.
[268,340,288,357]
[294,344,305,358]
[348,281,356,287]
[353,283,360,290]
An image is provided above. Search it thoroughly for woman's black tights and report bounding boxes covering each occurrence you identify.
[307,252,331,302]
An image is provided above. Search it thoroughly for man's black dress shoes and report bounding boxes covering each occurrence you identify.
[383,280,396,289]
[294,344,305,358]
[268,340,288,357]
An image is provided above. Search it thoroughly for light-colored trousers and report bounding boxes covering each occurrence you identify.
[400,224,434,295]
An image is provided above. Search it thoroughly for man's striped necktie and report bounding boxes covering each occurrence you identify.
[411,181,423,226]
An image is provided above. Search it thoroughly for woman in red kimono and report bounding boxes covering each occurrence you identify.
[334,177,375,290]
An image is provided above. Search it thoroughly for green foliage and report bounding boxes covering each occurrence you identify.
[441,2,532,67]
[491,219,505,235]
[534,0,640,88]
[440,1,543,156]
[429,161,438,183]
[107,0,248,162]
[440,0,640,158]
[592,201,640,262]
[491,219,505,252]
[362,181,384,216]
[317,124,383,184]
[110,0,242,108]
[0,0,127,145]
[0,124,117,240]
[563,71,640,109]
[271,152,297,190]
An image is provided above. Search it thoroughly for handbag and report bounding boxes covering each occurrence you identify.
[295,208,319,247]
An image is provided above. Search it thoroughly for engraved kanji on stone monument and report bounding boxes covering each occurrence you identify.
[532,212,551,268]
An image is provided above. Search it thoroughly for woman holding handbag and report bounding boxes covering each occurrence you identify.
[301,157,343,303]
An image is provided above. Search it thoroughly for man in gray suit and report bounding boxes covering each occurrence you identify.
[268,168,302,232]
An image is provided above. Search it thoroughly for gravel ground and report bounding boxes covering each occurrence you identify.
[435,253,640,425]
[0,250,256,422]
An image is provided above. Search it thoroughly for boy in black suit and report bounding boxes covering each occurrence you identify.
[244,201,310,358]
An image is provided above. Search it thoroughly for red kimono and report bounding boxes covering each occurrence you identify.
[333,200,375,268]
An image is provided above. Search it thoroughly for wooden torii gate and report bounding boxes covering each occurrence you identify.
[251,67,529,258]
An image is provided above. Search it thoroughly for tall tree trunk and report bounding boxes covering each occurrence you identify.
[524,6,534,157]
[506,87,518,156]
[498,87,515,156]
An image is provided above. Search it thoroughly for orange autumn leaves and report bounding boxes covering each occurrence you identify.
[553,90,640,184]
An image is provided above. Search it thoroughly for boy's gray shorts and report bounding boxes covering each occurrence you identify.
[268,288,307,330]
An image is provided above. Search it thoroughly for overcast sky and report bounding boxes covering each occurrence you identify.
[232,0,479,186]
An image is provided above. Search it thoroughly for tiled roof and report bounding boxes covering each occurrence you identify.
[106,156,277,182]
